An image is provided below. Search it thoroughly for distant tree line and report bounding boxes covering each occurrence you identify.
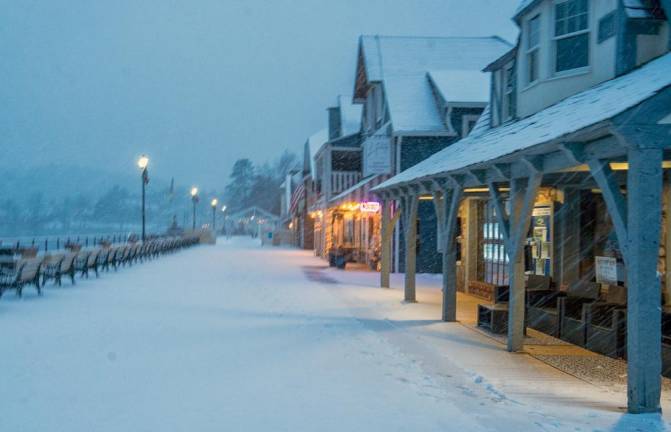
[223,150,299,215]
[0,150,299,238]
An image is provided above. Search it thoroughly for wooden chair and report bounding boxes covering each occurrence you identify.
[41,254,65,287]
[585,285,627,358]
[17,257,43,296]
[525,275,564,337]
[58,252,78,286]
[558,282,601,346]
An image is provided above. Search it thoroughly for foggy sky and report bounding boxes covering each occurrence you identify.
[1,0,520,189]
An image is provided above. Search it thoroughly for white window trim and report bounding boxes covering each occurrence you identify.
[525,14,541,85]
[503,64,515,121]
[552,0,591,75]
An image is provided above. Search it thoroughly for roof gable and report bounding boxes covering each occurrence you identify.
[354,36,511,134]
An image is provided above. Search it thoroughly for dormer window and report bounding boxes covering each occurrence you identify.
[526,15,541,84]
[554,0,590,73]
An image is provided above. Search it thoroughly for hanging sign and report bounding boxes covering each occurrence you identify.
[360,201,381,213]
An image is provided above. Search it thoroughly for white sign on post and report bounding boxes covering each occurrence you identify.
[595,256,618,285]
[363,134,391,177]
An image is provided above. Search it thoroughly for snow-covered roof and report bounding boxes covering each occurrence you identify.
[516,0,667,20]
[375,52,671,190]
[467,104,491,138]
[338,95,362,136]
[305,129,328,178]
[514,0,538,18]
[428,70,490,105]
[384,75,446,133]
[357,36,511,134]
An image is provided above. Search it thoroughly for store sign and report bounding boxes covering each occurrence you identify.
[363,134,392,177]
[595,256,618,285]
[360,201,381,213]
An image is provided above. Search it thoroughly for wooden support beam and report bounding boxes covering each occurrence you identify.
[625,146,663,414]
[505,174,542,352]
[522,156,543,174]
[468,169,487,185]
[491,163,511,180]
[401,194,419,303]
[559,142,586,165]
[440,186,463,322]
[486,181,511,245]
[587,158,629,264]
[380,199,392,288]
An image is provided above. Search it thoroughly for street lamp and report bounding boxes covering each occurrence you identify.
[190,187,199,230]
[137,155,149,241]
[210,198,218,232]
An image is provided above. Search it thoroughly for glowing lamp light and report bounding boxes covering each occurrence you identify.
[137,155,149,170]
[221,205,227,213]
[340,202,360,212]
[190,187,199,197]
[360,201,381,213]
[211,198,218,207]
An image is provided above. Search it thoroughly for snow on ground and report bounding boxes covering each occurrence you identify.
[0,237,669,431]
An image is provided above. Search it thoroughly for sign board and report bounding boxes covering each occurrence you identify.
[360,202,381,213]
[595,256,618,285]
[363,134,392,177]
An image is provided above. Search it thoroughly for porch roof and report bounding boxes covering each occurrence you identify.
[374,52,671,192]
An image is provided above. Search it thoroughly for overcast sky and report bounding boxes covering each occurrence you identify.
[1,0,520,188]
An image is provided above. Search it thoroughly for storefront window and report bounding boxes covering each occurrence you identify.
[480,202,509,285]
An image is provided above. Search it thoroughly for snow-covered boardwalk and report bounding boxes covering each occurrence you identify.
[1,237,668,431]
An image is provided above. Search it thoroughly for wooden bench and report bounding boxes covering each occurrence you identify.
[0,258,43,297]
[41,254,65,286]
[477,303,509,334]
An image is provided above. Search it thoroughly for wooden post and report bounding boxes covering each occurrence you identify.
[380,199,392,288]
[626,146,663,414]
[559,188,581,289]
[664,174,671,306]
[402,194,419,303]
[434,187,463,321]
[489,175,541,352]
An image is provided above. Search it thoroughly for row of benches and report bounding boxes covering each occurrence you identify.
[0,236,200,297]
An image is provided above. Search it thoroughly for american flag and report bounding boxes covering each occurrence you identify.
[289,183,305,215]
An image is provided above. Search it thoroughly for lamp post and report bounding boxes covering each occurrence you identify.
[190,187,199,230]
[137,155,150,241]
[210,198,218,232]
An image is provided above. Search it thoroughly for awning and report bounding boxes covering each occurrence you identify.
[329,174,389,207]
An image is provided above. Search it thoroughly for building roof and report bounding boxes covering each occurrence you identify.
[375,52,671,190]
[513,0,541,21]
[356,36,511,134]
[338,95,363,136]
[428,70,490,105]
[305,129,328,178]
[515,0,667,20]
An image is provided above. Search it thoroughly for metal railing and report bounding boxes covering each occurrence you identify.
[0,233,135,253]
